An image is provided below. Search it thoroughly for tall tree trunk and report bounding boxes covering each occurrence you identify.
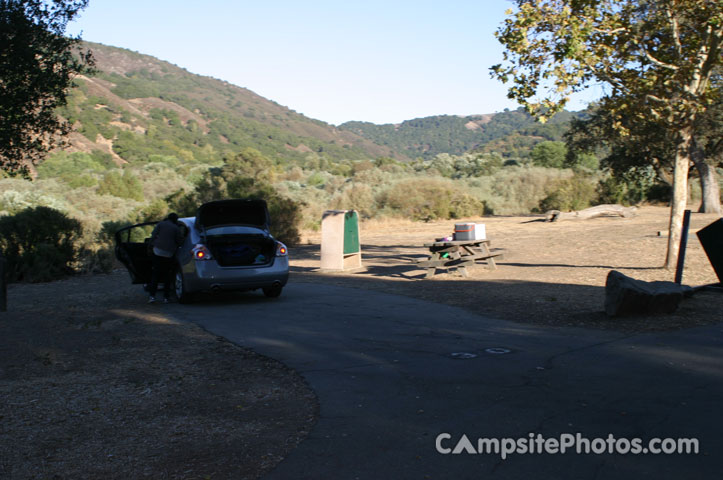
[691,138,721,214]
[664,129,693,270]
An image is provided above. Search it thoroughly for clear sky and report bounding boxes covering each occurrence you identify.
[66,0,599,126]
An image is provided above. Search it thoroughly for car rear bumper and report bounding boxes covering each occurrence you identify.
[182,257,289,292]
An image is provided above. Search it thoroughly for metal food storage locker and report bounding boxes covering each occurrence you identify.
[320,210,362,271]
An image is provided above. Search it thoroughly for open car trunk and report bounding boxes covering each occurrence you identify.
[196,199,275,267]
[205,233,276,267]
[196,199,269,230]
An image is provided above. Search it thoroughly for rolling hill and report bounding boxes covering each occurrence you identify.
[59,42,406,167]
[58,43,585,169]
[339,109,584,159]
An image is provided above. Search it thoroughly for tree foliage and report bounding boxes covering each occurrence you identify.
[97,170,145,201]
[492,0,723,268]
[491,1,721,122]
[0,206,82,282]
[530,141,567,168]
[0,0,93,175]
[566,93,722,211]
[167,148,302,245]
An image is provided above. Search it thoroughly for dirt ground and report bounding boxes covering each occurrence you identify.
[1,275,318,479]
[293,206,723,331]
[2,206,721,479]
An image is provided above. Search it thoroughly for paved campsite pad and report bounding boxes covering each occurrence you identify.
[168,282,723,479]
[1,273,317,479]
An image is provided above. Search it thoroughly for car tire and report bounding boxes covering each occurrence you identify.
[175,269,193,304]
[262,285,283,298]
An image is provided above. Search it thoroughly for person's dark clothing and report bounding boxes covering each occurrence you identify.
[148,218,183,299]
[150,253,175,299]
[150,218,184,257]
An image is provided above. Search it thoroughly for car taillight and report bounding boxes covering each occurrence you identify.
[192,244,213,260]
[276,242,288,257]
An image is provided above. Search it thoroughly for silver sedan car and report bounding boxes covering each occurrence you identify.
[115,199,289,303]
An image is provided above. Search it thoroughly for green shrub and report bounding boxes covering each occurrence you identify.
[530,141,567,168]
[538,174,598,212]
[266,193,303,246]
[331,183,376,218]
[470,166,570,214]
[77,245,115,275]
[133,198,171,223]
[97,170,145,201]
[76,219,134,275]
[67,174,97,189]
[597,168,669,205]
[165,156,303,246]
[36,151,113,179]
[449,193,487,218]
[0,206,83,282]
[378,178,486,221]
[306,171,326,187]
[0,188,68,214]
[97,219,134,244]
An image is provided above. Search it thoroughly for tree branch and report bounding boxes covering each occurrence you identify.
[665,5,683,57]
[643,48,680,70]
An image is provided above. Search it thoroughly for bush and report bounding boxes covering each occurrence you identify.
[134,198,171,223]
[97,170,145,201]
[530,141,567,168]
[266,193,303,246]
[472,166,569,214]
[0,189,68,214]
[77,245,115,275]
[597,168,670,205]
[0,206,83,282]
[76,219,133,275]
[165,159,304,246]
[538,174,598,212]
[331,183,376,218]
[36,151,112,179]
[378,178,486,221]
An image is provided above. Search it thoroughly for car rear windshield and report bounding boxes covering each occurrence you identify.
[198,201,267,228]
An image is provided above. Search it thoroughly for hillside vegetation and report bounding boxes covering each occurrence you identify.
[57,43,402,165]
[1,42,689,282]
[339,109,582,159]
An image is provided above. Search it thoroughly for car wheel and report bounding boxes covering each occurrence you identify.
[175,269,193,304]
[262,285,283,298]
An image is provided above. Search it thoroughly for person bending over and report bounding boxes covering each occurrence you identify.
[148,213,183,303]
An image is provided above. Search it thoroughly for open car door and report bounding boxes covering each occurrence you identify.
[114,222,157,284]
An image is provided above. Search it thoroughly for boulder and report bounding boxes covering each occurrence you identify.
[605,270,692,317]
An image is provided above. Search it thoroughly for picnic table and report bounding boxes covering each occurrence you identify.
[417,239,503,279]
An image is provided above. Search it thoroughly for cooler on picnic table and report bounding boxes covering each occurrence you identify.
[454,223,486,241]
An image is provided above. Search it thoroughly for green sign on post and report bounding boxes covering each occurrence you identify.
[343,210,360,255]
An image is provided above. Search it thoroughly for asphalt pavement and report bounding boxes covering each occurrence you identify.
[166,282,723,480]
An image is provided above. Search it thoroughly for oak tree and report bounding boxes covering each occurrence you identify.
[492,0,722,269]
[0,0,93,176]
[566,94,722,213]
